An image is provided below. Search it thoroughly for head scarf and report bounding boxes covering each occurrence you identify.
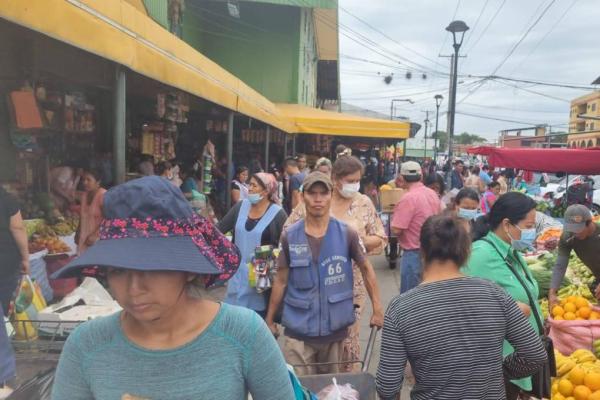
[254,172,280,204]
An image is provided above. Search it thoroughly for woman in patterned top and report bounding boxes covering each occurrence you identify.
[284,155,387,371]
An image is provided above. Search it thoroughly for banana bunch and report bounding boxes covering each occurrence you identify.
[556,351,577,377]
[558,284,596,302]
[539,298,549,320]
[572,349,598,364]
[556,349,600,376]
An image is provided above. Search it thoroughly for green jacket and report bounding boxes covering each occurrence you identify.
[464,232,542,392]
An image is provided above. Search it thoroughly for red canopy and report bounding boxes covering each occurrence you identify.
[466,146,600,175]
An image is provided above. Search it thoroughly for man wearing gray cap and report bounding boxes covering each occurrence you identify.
[266,172,383,375]
[391,161,442,293]
[549,204,600,304]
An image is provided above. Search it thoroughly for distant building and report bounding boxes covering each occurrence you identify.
[499,126,549,148]
[568,90,600,148]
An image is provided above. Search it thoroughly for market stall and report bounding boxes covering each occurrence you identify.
[466,146,600,175]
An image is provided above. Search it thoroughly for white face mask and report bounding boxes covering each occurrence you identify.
[340,182,360,198]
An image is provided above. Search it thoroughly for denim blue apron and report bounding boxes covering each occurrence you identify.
[282,218,355,337]
[225,200,281,312]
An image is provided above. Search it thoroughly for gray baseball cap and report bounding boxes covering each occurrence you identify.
[563,204,593,234]
[303,171,333,192]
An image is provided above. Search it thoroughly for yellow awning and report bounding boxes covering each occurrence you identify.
[0,0,294,132]
[277,103,410,139]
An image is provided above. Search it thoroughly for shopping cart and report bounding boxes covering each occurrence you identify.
[6,318,84,361]
[298,327,379,399]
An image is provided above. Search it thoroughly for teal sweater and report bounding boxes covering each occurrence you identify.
[51,303,294,400]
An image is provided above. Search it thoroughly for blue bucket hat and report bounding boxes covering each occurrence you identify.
[53,176,240,287]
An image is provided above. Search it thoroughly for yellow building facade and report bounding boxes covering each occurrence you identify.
[568,91,600,148]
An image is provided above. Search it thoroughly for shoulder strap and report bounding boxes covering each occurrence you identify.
[480,238,544,333]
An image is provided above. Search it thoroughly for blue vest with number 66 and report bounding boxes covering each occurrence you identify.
[282,217,355,337]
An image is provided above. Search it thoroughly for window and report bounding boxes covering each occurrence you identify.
[593,103,597,112]
[591,122,595,130]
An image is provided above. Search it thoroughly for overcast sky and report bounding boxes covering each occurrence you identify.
[338,0,600,143]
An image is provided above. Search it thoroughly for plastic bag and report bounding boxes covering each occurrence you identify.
[317,378,360,400]
[7,368,54,400]
[11,276,47,340]
[548,316,600,355]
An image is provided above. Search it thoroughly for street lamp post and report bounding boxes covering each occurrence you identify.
[445,20,469,172]
[433,94,443,163]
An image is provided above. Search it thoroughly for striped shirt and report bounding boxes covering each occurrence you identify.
[376,277,547,400]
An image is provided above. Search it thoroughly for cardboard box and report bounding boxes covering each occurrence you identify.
[380,189,405,212]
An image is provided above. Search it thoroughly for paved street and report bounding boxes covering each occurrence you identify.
[360,254,413,399]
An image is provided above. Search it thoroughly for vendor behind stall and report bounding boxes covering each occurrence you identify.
[549,205,600,304]
[49,163,84,212]
[76,169,106,255]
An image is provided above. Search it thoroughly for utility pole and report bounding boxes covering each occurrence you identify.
[422,110,430,159]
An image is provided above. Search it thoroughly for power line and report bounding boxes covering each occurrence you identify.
[455,110,565,126]
[508,0,579,75]
[490,0,557,75]
[460,102,567,114]
[437,0,462,58]
[461,0,490,49]
[470,75,597,90]
[457,0,558,105]
[339,6,447,70]
[465,0,507,54]
[494,80,572,102]
[317,12,448,76]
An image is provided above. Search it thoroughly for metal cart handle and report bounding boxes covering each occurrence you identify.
[292,326,380,372]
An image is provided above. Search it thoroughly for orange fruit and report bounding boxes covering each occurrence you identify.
[555,315,565,320]
[559,379,575,396]
[554,305,566,317]
[585,372,600,392]
[590,312,600,320]
[565,312,577,321]
[576,297,590,309]
[567,296,578,304]
[573,385,592,400]
[565,302,578,313]
[570,367,587,385]
[578,307,592,319]
[588,390,600,400]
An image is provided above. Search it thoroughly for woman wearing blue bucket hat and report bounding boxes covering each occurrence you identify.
[50,176,294,400]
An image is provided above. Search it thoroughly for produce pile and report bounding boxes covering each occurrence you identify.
[553,349,600,400]
[551,296,599,321]
[26,218,78,254]
[568,255,597,286]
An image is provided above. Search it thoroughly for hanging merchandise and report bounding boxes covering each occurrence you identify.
[140,122,177,161]
[9,90,44,130]
[156,93,166,119]
[247,245,279,293]
[201,140,215,194]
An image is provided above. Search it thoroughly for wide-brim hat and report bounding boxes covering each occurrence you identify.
[53,176,240,288]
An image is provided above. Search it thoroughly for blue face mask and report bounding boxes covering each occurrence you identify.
[457,208,480,220]
[508,225,536,251]
[247,193,263,205]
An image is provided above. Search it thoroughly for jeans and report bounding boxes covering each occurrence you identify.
[399,250,422,294]
[0,275,18,384]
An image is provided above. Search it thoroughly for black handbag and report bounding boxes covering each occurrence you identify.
[481,238,556,398]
